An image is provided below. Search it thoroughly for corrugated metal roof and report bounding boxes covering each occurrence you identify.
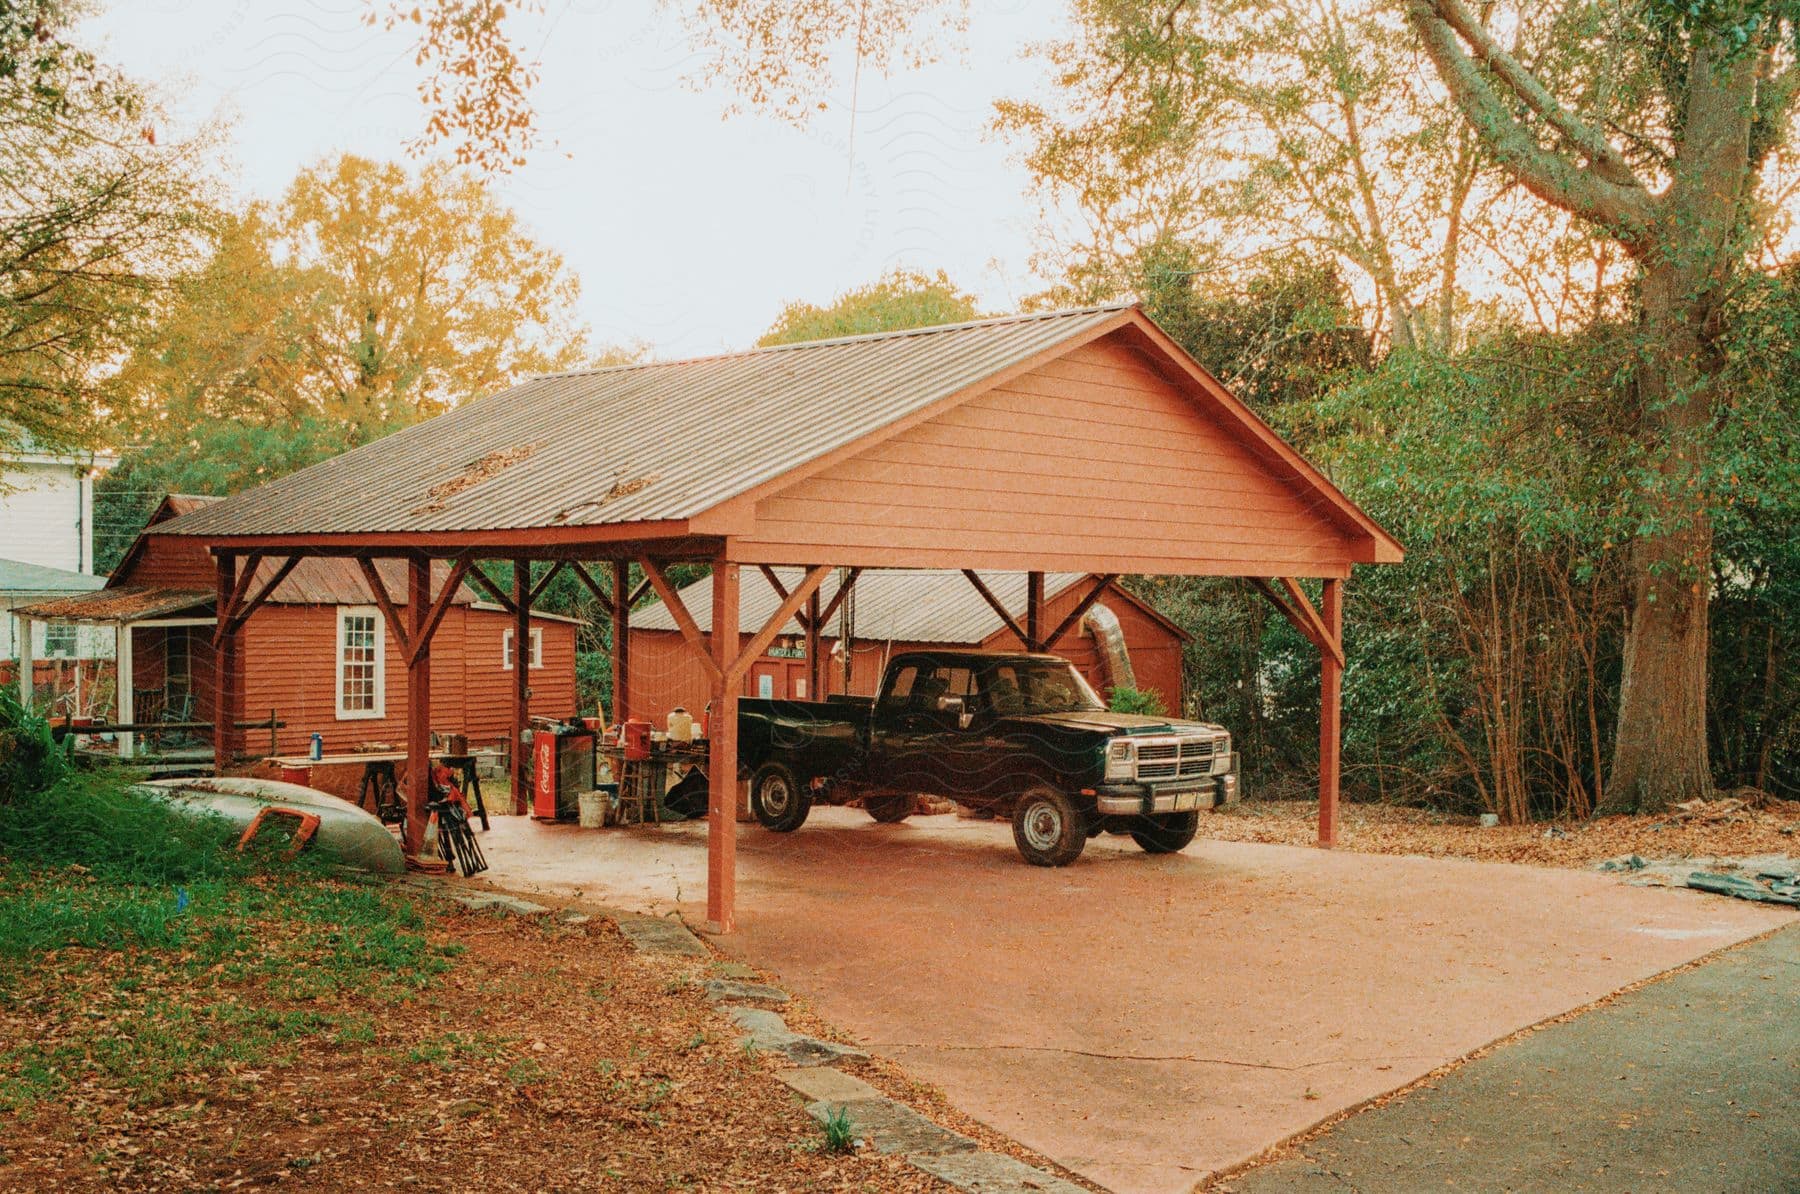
[633,568,1095,644]
[0,557,106,594]
[16,586,211,623]
[153,305,1132,538]
[257,557,475,607]
[18,560,475,621]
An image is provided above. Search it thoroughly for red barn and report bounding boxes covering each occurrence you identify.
[628,568,1187,723]
[14,495,578,764]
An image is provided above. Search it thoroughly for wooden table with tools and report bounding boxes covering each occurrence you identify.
[264,751,492,831]
[597,740,709,825]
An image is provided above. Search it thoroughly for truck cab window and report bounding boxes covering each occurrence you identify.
[880,665,921,710]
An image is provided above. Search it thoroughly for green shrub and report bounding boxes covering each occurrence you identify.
[1107,686,1168,717]
[0,690,68,801]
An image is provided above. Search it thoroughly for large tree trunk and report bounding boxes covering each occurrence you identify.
[1604,259,1715,812]
[1601,33,1760,813]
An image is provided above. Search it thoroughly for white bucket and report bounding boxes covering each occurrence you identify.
[577,789,607,829]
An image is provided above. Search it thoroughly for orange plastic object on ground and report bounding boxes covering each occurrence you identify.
[235,807,322,858]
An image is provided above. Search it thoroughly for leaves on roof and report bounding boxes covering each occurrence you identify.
[412,443,541,515]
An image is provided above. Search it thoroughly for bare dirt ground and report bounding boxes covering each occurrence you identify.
[1200,796,1800,869]
[0,895,947,1193]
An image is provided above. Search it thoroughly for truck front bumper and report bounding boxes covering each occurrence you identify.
[1094,770,1238,816]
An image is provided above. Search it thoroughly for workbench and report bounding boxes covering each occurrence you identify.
[264,751,492,831]
[597,740,709,824]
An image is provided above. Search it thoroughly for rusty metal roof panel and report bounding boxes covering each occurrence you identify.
[633,568,1093,644]
[16,586,212,623]
[153,306,1131,539]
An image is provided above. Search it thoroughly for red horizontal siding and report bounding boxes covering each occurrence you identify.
[733,332,1353,576]
[239,605,576,757]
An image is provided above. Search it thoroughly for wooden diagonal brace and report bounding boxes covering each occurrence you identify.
[758,564,815,631]
[211,551,265,646]
[726,565,831,688]
[568,561,611,609]
[1042,574,1119,651]
[963,570,1029,649]
[640,558,722,683]
[462,565,516,613]
[529,559,568,606]
[1251,577,1345,666]
[405,559,471,666]
[356,557,412,658]
[216,554,298,644]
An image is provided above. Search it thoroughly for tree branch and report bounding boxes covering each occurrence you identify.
[1429,0,1638,187]
[1406,0,1654,254]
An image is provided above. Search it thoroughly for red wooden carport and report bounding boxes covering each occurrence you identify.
[152,304,1400,932]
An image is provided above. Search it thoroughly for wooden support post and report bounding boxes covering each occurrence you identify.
[806,588,823,699]
[15,615,31,709]
[1026,571,1045,651]
[1319,577,1343,849]
[706,561,739,934]
[511,560,531,814]
[405,555,432,856]
[116,622,133,760]
[611,560,630,725]
[212,553,238,775]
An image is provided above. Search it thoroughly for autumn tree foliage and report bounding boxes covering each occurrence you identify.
[0,1,213,454]
[757,269,980,346]
[97,154,590,563]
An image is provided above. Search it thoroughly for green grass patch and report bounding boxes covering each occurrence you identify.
[0,706,457,1113]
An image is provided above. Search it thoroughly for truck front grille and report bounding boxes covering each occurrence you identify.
[1133,736,1216,781]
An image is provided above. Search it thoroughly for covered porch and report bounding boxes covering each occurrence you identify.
[149,304,1401,932]
[14,585,228,769]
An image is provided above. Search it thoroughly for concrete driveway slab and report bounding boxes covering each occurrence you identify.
[1222,925,1799,1193]
[473,811,1790,1192]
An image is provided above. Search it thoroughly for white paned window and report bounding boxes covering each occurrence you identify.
[336,607,385,719]
[502,627,543,670]
[42,623,77,658]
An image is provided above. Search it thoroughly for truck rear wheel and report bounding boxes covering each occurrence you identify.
[1129,810,1199,854]
[864,793,913,823]
[750,763,811,833]
[1011,785,1086,867]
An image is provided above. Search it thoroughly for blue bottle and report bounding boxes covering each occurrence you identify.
[310,732,323,761]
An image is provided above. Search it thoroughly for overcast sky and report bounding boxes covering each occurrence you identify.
[82,0,1067,359]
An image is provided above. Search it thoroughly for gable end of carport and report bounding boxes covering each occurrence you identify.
[719,319,1398,577]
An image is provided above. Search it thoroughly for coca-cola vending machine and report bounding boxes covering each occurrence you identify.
[531,724,595,821]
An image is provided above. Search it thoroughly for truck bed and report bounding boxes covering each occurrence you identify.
[737,695,873,778]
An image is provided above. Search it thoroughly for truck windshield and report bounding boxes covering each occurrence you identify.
[981,661,1105,715]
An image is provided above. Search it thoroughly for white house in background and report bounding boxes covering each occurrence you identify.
[2,444,115,707]
[1,443,104,574]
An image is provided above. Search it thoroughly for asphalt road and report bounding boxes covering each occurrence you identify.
[1224,924,1800,1193]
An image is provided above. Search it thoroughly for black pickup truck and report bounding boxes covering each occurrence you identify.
[738,649,1237,866]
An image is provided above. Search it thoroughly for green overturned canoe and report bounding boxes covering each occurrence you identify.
[138,777,406,876]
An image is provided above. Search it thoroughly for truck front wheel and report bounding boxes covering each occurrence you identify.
[1129,810,1199,854]
[1011,785,1086,867]
[750,763,811,833]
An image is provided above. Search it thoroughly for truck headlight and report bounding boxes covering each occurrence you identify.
[1213,733,1232,774]
[1104,738,1135,780]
